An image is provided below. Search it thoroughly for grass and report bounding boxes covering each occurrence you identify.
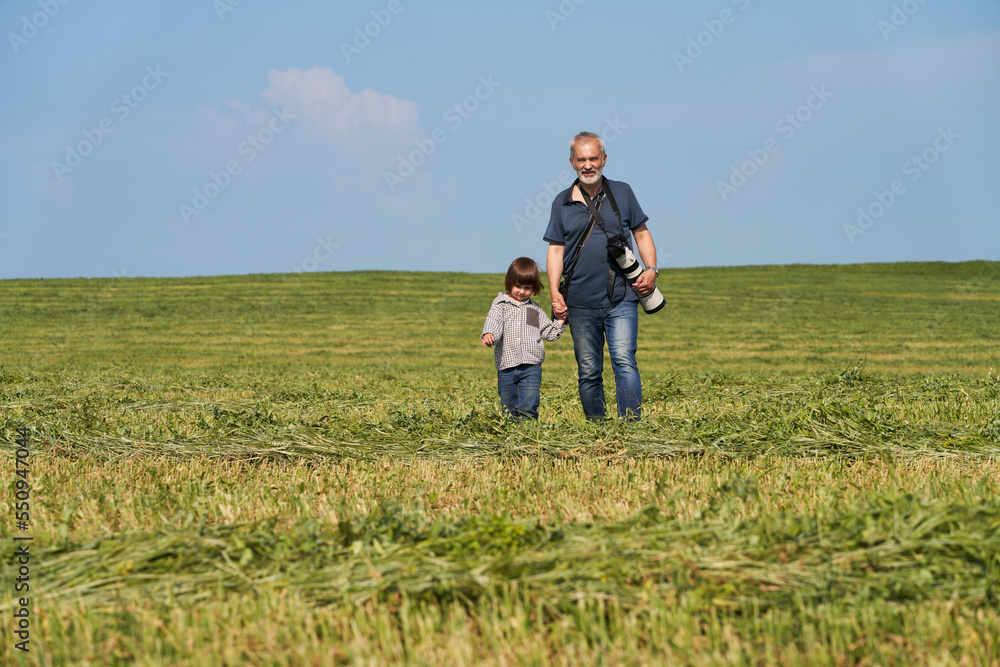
[1,261,999,665]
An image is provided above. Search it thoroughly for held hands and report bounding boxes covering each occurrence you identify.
[632,268,657,297]
[551,294,568,321]
[482,333,495,347]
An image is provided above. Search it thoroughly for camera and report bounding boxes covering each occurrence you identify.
[607,235,665,314]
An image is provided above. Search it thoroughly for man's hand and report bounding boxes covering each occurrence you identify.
[551,293,568,320]
[632,268,656,297]
[482,333,495,347]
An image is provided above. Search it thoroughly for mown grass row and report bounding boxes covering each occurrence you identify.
[12,589,1000,665]
[10,491,1000,612]
[3,439,999,664]
[3,366,998,462]
[3,473,1000,664]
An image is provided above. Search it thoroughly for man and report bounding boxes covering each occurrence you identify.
[543,131,659,421]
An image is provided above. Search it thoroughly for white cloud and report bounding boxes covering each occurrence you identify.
[260,67,418,140]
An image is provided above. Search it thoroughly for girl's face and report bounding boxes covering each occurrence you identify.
[510,283,533,302]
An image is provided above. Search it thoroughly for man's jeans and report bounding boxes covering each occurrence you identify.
[570,300,641,421]
[497,363,542,420]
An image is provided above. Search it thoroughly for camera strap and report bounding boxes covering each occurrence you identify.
[577,177,624,236]
[576,177,628,301]
[560,191,602,291]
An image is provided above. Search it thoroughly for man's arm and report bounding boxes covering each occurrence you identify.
[631,223,658,297]
[546,244,567,318]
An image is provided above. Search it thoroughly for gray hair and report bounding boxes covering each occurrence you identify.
[569,132,606,158]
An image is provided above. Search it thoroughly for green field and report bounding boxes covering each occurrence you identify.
[2,261,999,665]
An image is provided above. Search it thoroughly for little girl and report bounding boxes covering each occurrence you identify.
[482,257,566,420]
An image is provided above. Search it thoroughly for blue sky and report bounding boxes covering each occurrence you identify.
[2,1,998,279]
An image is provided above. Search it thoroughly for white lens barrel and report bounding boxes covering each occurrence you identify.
[613,244,665,313]
[615,246,644,280]
[639,286,666,314]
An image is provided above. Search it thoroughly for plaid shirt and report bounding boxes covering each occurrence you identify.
[482,292,565,371]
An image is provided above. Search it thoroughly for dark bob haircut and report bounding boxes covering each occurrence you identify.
[504,257,543,295]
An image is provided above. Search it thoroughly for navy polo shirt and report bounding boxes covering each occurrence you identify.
[543,178,649,309]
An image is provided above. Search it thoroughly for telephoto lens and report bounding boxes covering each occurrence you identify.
[607,237,665,314]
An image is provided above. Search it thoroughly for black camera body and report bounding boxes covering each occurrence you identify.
[606,235,631,262]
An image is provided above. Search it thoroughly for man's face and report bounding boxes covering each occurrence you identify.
[570,139,607,186]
